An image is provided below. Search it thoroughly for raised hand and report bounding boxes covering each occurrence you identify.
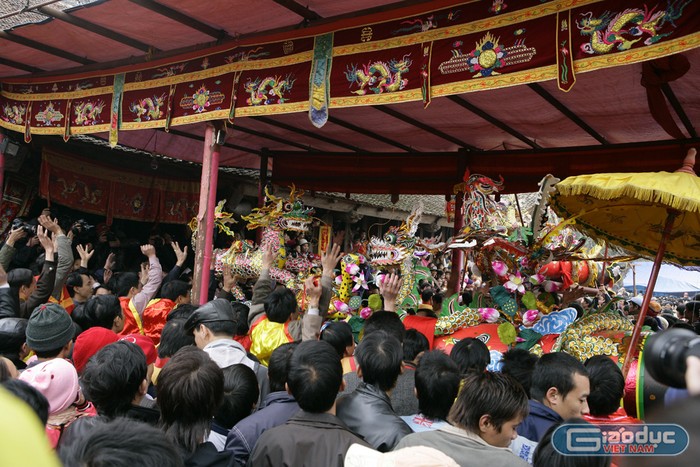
[262,243,277,270]
[76,244,94,268]
[6,226,27,246]
[321,243,343,278]
[171,241,188,267]
[304,274,322,307]
[140,244,156,258]
[37,214,61,235]
[378,272,403,312]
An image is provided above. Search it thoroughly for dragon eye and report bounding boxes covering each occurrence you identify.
[283,202,293,211]
[384,233,397,243]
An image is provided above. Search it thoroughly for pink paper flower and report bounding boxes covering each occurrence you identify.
[334,275,343,286]
[345,263,360,276]
[529,273,545,286]
[522,309,540,327]
[352,272,368,292]
[333,300,350,315]
[492,260,508,277]
[478,307,500,323]
[360,307,373,319]
[543,280,560,293]
[504,272,526,294]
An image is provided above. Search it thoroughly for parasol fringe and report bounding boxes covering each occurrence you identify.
[556,176,700,214]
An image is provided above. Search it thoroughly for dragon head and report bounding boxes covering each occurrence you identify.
[577,11,610,34]
[242,185,314,233]
[367,204,422,267]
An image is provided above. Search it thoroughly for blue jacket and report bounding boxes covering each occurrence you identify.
[224,391,299,466]
[517,399,562,442]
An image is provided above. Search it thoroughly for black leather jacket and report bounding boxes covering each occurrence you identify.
[336,381,412,452]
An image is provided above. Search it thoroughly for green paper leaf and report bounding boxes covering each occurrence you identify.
[522,291,537,310]
[490,286,511,308]
[515,328,543,351]
[498,322,517,346]
[502,298,518,317]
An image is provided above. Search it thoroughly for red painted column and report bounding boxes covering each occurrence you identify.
[192,123,223,305]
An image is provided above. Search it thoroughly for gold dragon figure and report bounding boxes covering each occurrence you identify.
[129,94,166,122]
[218,186,314,290]
[245,75,295,106]
[74,100,105,126]
[345,54,412,96]
[578,1,690,55]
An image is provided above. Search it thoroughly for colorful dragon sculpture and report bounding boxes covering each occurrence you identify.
[364,204,481,332]
[367,203,423,309]
[345,54,412,95]
[218,186,314,290]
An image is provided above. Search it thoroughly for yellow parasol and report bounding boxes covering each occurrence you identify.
[550,148,699,377]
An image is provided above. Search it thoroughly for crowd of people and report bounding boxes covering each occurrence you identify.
[1,208,699,467]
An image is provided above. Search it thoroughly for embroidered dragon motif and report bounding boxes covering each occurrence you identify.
[245,75,295,106]
[129,94,166,122]
[345,54,412,96]
[74,100,105,126]
[577,1,690,55]
[2,103,26,125]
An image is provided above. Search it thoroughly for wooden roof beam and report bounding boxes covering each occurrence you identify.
[0,31,95,65]
[447,95,541,149]
[662,83,697,138]
[166,128,262,155]
[0,57,43,73]
[251,116,365,152]
[231,124,322,152]
[327,115,415,152]
[372,105,481,151]
[37,5,159,53]
[271,0,322,21]
[528,83,609,145]
[127,0,230,41]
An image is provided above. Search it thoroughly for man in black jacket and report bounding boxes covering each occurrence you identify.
[249,340,372,466]
[80,340,160,425]
[336,330,412,452]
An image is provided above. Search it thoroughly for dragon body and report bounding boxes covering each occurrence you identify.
[245,75,295,105]
[367,204,422,308]
[218,186,314,291]
[74,100,105,126]
[130,94,166,122]
[578,1,690,54]
[2,104,26,125]
[345,55,412,96]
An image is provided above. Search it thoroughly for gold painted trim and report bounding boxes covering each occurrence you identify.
[232,101,309,117]
[120,120,167,130]
[68,124,110,135]
[1,86,114,101]
[123,51,313,91]
[333,0,602,56]
[574,33,700,74]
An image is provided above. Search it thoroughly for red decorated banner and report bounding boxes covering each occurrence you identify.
[39,148,199,224]
[0,0,697,142]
